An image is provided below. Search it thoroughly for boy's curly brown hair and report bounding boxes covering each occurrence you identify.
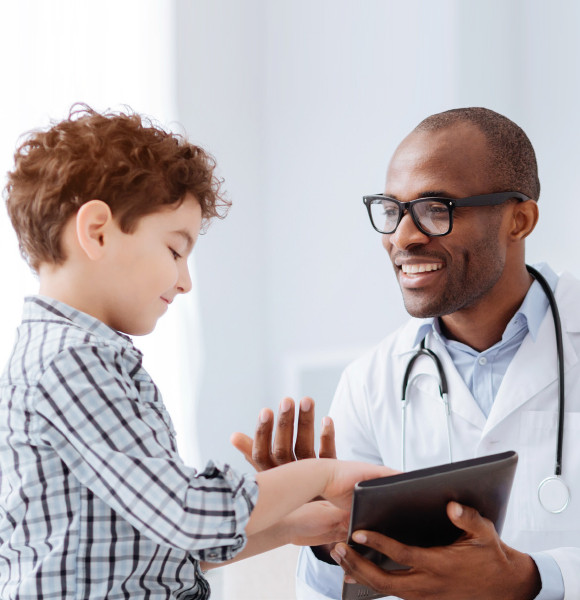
[4,104,229,272]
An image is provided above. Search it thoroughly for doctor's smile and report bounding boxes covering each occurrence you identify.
[392,256,446,288]
[398,262,443,274]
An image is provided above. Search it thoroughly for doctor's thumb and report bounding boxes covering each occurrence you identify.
[447,501,491,537]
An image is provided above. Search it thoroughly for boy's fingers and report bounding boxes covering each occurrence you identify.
[330,541,398,596]
[251,408,276,469]
[272,398,296,464]
[319,416,337,459]
[350,530,425,570]
[295,397,316,459]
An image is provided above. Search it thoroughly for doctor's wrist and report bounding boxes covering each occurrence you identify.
[508,550,542,600]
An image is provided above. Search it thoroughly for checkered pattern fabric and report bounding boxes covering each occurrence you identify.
[0,296,258,599]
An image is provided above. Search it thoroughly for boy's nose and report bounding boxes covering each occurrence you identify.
[387,211,430,250]
[177,263,193,294]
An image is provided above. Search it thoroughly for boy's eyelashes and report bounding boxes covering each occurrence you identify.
[169,247,182,260]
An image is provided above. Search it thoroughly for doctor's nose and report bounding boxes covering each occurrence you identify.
[386,211,430,251]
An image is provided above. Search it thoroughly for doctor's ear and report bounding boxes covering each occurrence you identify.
[75,200,115,260]
[508,199,539,242]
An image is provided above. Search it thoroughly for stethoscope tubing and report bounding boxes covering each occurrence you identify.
[401,339,451,472]
[525,265,565,477]
[400,265,567,512]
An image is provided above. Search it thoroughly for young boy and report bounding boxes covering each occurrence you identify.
[0,106,391,599]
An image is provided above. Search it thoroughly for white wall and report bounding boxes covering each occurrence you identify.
[2,1,577,476]
[0,0,204,466]
[175,0,580,475]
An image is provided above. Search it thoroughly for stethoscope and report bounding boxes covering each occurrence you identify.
[401,265,569,514]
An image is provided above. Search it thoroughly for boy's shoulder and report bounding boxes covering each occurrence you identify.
[4,296,139,385]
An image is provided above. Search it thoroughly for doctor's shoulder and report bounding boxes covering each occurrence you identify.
[554,270,580,314]
[549,271,580,358]
[337,318,426,394]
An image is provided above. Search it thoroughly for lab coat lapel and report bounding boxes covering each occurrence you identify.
[484,274,580,435]
[396,321,487,431]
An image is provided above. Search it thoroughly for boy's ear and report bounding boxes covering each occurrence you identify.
[76,200,115,260]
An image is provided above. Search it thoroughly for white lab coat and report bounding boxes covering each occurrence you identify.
[297,271,580,599]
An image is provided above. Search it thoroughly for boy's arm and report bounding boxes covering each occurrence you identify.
[201,500,349,570]
[246,457,391,536]
[35,344,259,560]
[199,457,393,567]
[35,344,393,562]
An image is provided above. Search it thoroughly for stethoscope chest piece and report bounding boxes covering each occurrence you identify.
[538,476,570,514]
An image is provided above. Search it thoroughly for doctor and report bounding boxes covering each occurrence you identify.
[233,107,580,599]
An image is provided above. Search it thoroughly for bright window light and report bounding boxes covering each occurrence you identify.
[0,0,201,467]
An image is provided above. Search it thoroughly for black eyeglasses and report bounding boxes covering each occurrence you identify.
[363,191,531,236]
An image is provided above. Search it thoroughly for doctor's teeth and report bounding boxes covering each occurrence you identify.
[402,263,443,274]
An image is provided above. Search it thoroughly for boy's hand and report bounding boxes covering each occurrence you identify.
[248,459,395,537]
[231,397,336,471]
[322,460,398,511]
[282,501,350,547]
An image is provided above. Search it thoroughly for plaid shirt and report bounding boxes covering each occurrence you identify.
[0,296,258,599]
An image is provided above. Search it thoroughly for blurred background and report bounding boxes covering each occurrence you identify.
[1,1,579,598]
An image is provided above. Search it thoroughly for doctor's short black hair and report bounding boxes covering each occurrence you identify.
[415,107,541,201]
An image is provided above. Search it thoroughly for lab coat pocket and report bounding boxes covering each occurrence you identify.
[518,410,580,533]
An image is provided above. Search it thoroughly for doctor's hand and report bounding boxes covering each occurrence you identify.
[230,396,336,471]
[331,501,542,600]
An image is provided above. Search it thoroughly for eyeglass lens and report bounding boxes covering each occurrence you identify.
[370,199,451,235]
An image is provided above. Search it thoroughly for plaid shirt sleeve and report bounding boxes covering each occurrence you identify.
[33,341,258,562]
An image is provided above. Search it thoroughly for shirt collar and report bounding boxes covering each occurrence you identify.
[413,319,435,347]
[411,263,558,348]
[23,295,140,354]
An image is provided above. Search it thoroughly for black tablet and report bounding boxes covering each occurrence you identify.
[342,451,518,600]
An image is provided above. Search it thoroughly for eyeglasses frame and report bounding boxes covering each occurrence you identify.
[362,191,532,236]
